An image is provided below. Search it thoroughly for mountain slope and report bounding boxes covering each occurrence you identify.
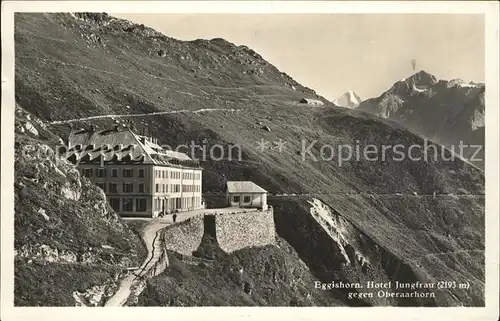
[13,104,148,306]
[14,13,485,306]
[334,90,362,108]
[357,71,485,168]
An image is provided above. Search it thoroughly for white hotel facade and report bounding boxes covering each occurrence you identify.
[66,126,203,217]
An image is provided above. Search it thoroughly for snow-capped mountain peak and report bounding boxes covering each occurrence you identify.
[334,90,362,108]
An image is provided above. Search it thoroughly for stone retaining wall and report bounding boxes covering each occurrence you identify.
[214,209,275,253]
[161,209,276,255]
[161,215,204,256]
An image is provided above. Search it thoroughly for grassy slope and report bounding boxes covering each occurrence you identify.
[15,259,118,306]
[14,13,485,306]
[137,237,344,307]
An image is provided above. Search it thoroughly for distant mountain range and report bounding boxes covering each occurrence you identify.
[357,70,485,169]
[333,90,362,108]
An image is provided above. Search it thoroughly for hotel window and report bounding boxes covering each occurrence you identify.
[162,171,165,178]
[123,183,133,193]
[109,183,118,193]
[244,196,251,203]
[109,198,120,212]
[123,168,133,177]
[122,198,133,212]
[138,183,145,193]
[138,169,144,178]
[97,182,106,192]
[233,196,240,203]
[136,199,147,212]
[96,168,107,177]
[111,168,118,177]
[156,184,159,193]
[83,168,92,177]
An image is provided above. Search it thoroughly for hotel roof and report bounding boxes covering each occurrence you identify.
[66,127,199,168]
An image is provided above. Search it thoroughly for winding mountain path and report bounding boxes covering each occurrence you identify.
[104,210,211,306]
[49,108,239,125]
[104,218,171,306]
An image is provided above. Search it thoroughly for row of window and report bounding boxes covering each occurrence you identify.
[154,169,201,180]
[154,196,201,211]
[233,195,252,203]
[98,182,201,194]
[155,183,173,193]
[107,196,202,213]
[182,172,200,180]
[98,182,145,194]
[154,184,200,193]
[182,185,200,192]
[83,167,202,180]
[83,168,144,178]
[109,198,147,212]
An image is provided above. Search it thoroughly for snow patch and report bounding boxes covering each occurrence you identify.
[412,83,427,93]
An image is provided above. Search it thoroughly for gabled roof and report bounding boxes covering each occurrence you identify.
[226,181,267,193]
[66,127,199,168]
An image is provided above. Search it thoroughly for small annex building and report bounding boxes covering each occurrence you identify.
[226,181,268,210]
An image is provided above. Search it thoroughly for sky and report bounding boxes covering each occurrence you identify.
[113,13,484,100]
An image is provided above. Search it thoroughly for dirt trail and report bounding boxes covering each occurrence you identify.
[104,219,170,307]
[49,108,239,125]
[104,211,207,307]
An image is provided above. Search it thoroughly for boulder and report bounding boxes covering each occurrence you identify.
[37,208,50,221]
[299,98,324,106]
[61,183,81,201]
[24,121,39,136]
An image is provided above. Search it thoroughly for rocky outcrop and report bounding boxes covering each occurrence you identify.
[15,243,135,267]
[357,70,485,168]
[73,273,123,307]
